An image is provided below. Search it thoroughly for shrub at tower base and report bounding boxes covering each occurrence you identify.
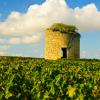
[0,57,100,99]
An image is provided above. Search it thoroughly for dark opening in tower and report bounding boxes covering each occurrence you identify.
[61,48,68,58]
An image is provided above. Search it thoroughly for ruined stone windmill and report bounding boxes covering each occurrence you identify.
[45,23,80,60]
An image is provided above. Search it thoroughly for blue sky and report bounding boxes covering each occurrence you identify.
[0,0,100,59]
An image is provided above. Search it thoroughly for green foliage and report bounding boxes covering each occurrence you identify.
[0,57,100,99]
[48,23,80,36]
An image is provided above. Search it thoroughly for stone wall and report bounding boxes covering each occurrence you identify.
[45,30,80,60]
[68,36,80,59]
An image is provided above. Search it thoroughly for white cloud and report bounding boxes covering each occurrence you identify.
[9,37,21,44]
[74,4,100,32]
[0,0,99,46]
[0,0,69,36]
[0,34,41,45]
[9,35,41,44]
[0,0,100,38]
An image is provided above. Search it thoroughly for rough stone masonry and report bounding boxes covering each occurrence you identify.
[45,23,80,60]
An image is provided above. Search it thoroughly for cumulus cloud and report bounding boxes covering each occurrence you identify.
[0,0,68,36]
[9,35,41,44]
[0,34,41,44]
[74,4,100,32]
[0,0,99,52]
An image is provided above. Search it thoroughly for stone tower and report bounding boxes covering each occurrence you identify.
[45,23,80,60]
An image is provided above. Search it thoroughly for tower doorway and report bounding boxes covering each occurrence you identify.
[61,48,68,58]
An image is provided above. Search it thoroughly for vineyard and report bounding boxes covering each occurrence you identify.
[0,56,100,100]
